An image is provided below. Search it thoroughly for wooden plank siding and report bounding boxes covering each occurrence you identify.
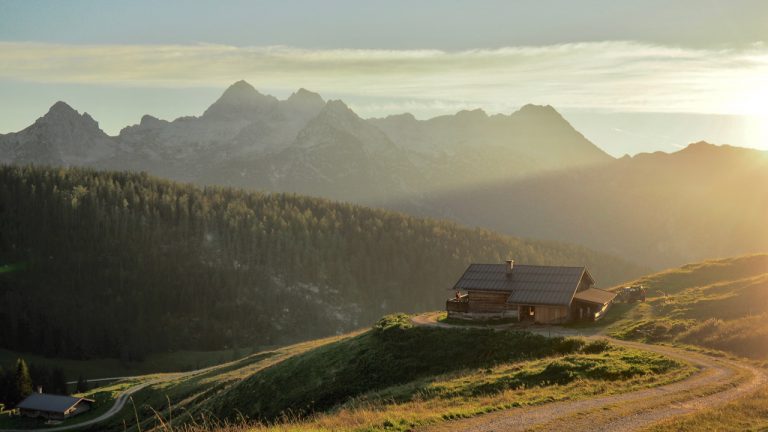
[575,273,594,292]
[533,305,570,324]
[571,298,612,321]
[467,290,514,313]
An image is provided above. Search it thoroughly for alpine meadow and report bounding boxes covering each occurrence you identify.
[1,2,767,432]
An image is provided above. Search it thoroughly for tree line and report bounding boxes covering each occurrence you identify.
[0,165,644,361]
[0,358,69,408]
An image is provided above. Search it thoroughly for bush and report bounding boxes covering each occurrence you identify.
[374,314,414,333]
[677,318,723,344]
[582,339,611,354]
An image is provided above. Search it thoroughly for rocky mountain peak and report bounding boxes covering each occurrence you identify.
[202,80,278,119]
[515,104,561,117]
[223,80,258,96]
[47,100,79,116]
[36,101,102,134]
[319,100,358,121]
[139,114,162,126]
[682,141,716,151]
[287,88,325,105]
[282,88,326,119]
[455,108,488,121]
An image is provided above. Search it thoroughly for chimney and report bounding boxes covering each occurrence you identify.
[505,259,514,276]
[37,386,43,394]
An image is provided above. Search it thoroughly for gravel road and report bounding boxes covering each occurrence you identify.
[413,313,766,432]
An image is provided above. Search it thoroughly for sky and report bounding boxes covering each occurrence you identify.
[1,0,767,156]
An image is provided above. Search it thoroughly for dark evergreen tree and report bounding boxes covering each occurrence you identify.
[13,358,32,404]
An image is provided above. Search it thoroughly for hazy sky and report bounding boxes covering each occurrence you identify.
[1,0,767,155]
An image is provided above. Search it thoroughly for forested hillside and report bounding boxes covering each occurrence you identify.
[423,142,768,268]
[0,165,644,360]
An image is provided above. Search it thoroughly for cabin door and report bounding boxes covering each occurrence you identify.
[522,305,535,321]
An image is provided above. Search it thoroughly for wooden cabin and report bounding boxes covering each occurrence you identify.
[16,393,95,420]
[446,260,616,323]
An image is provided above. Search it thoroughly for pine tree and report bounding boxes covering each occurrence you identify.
[14,358,32,403]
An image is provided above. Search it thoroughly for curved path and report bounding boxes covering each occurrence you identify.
[1,351,234,432]
[413,313,766,432]
[0,379,156,432]
[4,314,763,431]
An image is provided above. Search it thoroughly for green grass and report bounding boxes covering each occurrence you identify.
[436,312,520,326]
[204,314,589,423]
[145,325,691,432]
[138,254,766,432]
[607,253,768,359]
[85,331,360,432]
[11,312,692,432]
[0,347,254,382]
[647,385,768,432]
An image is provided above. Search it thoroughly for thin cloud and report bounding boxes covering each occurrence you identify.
[1,41,767,116]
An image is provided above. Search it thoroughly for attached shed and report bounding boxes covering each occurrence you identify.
[572,288,617,321]
[447,260,616,323]
[16,393,95,420]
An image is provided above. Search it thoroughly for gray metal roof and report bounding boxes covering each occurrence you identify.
[452,263,592,306]
[16,394,93,413]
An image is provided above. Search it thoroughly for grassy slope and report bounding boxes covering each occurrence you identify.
[0,315,692,432]
[0,347,251,383]
[80,332,362,432]
[11,254,768,431]
[205,315,588,422]
[97,315,689,432]
[607,253,768,358]
[599,253,768,432]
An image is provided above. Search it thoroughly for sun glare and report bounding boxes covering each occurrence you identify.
[732,84,768,150]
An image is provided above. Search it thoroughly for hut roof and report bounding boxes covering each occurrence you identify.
[451,263,594,306]
[573,287,617,305]
[16,394,94,414]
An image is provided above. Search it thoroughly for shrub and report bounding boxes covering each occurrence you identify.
[582,339,611,354]
[374,314,414,333]
[677,318,723,344]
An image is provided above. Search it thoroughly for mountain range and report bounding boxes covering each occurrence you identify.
[0,81,610,203]
[1,80,765,268]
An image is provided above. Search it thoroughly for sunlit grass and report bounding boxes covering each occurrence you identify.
[153,345,691,432]
[607,254,768,358]
[117,316,692,432]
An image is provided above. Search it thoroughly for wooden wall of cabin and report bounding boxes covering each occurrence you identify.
[571,300,608,321]
[534,305,569,324]
[575,273,594,292]
[467,290,513,313]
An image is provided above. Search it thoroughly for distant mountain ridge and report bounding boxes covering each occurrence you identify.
[0,101,117,166]
[1,81,765,270]
[421,141,768,267]
[0,80,612,204]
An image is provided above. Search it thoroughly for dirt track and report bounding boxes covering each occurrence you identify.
[413,313,766,432]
